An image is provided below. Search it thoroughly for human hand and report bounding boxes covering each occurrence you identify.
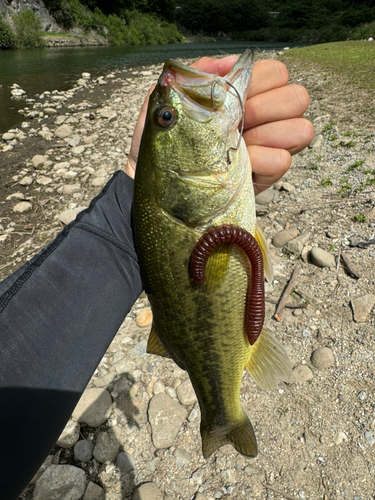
[124,55,314,195]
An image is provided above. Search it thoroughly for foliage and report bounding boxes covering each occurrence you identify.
[12,10,46,48]
[0,15,16,49]
[176,0,375,43]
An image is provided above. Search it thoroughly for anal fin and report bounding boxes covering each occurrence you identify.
[245,327,291,391]
[147,324,170,358]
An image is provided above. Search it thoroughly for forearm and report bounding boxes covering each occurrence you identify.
[0,171,142,500]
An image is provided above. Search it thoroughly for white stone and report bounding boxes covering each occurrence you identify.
[55,124,74,138]
[13,201,32,213]
[57,206,85,225]
[57,419,80,448]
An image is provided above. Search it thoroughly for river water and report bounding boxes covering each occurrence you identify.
[0,41,300,134]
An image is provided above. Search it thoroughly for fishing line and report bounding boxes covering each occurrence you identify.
[211,79,244,165]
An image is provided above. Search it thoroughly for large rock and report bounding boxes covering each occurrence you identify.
[33,465,86,500]
[72,388,112,427]
[148,393,187,448]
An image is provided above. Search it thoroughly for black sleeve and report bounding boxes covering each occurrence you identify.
[0,170,143,500]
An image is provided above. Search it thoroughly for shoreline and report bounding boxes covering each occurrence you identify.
[1,51,375,500]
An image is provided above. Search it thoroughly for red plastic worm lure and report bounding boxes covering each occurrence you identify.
[190,224,265,346]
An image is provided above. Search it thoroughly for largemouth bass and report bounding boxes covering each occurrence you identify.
[133,50,291,458]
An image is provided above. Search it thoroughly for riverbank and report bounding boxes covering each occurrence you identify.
[44,33,110,47]
[1,49,375,500]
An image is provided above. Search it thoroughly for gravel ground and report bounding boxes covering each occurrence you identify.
[0,49,374,500]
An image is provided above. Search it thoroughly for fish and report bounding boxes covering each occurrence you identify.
[133,50,291,458]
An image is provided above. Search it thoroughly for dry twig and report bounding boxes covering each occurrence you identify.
[274,265,300,322]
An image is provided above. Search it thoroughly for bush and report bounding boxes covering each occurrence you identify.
[0,16,16,49]
[12,10,46,48]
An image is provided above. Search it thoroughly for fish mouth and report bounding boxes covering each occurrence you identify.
[158,50,253,113]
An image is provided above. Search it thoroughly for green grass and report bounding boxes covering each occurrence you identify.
[280,41,375,92]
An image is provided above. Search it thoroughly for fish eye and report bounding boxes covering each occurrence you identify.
[156,106,177,127]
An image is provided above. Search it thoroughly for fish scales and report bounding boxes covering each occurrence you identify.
[133,50,291,458]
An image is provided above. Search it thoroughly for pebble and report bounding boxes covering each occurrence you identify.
[56,419,80,448]
[19,176,33,186]
[36,176,53,185]
[93,430,120,463]
[72,388,112,427]
[33,465,86,500]
[310,247,336,268]
[351,294,375,322]
[31,154,47,168]
[176,379,197,405]
[116,451,135,474]
[59,184,81,195]
[131,339,148,357]
[132,482,163,500]
[174,446,192,467]
[255,189,280,205]
[6,192,25,201]
[311,347,335,369]
[310,134,324,149]
[280,181,295,192]
[136,307,153,327]
[148,393,187,448]
[290,364,313,383]
[153,380,165,394]
[74,439,94,461]
[91,177,107,187]
[13,201,32,213]
[83,481,105,500]
[194,493,208,500]
[272,228,299,248]
[55,124,74,138]
[364,431,375,446]
[57,206,85,225]
[2,132,16,141]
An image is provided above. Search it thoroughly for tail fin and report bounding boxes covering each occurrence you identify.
[201,414,257,459]
[245,327,292,391]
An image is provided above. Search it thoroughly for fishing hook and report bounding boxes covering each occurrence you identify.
[211,79,244,165]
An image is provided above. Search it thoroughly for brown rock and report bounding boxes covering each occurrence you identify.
[136,307,153,327]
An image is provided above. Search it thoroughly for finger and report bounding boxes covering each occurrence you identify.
[244,84,310,130]
[248,59,289,98]
[243,118,314,155]
[124,86,155,178]
[190,55,238,76]
[249,145,291,196]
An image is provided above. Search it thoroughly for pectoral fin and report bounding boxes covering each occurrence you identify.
[255,223,274,283]
[147,325,170,358]
[245,327,292,391]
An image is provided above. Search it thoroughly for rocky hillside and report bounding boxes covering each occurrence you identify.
[0,0,58,30]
